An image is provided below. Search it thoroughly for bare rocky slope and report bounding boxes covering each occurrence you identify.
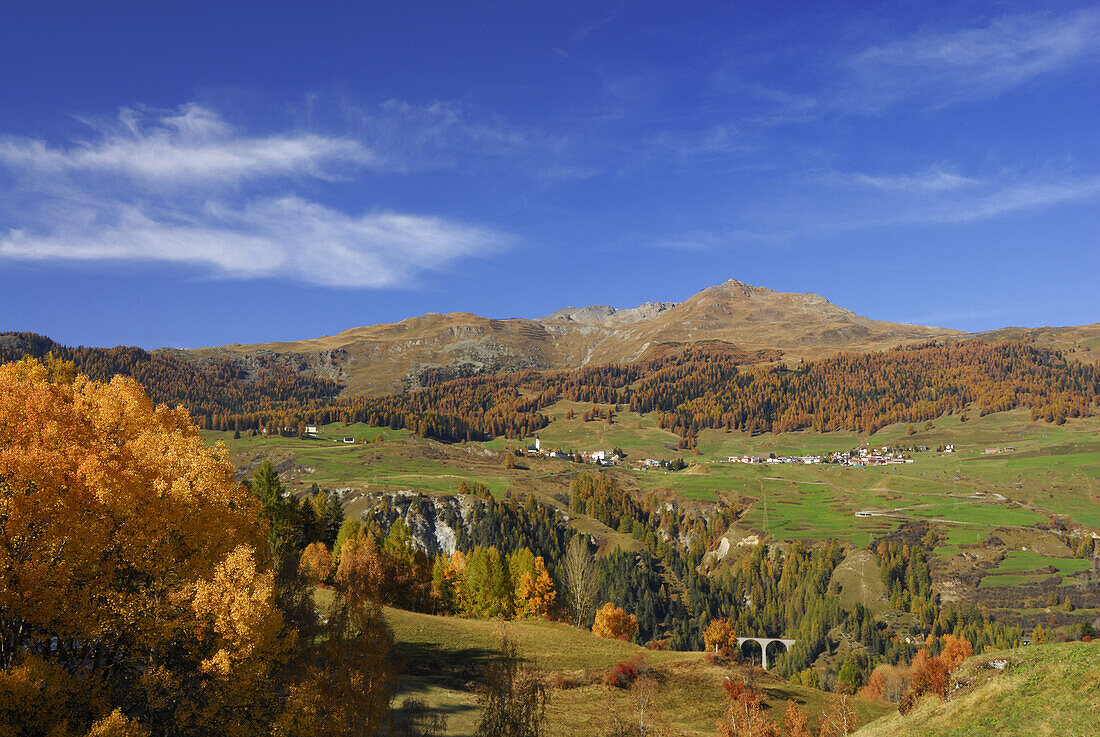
[177,279,966,396]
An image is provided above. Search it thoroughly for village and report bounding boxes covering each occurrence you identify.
[518,435,956,470]
[724,443,953,467]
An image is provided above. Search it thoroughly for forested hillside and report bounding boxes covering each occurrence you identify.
[223,340,1098,442]
[0,332,344,420]
[4,334,1096,445]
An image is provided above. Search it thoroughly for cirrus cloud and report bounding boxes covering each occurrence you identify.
[840,8,1100,111]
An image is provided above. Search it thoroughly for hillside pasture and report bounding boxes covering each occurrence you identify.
[386,607,893,737]
[978,550,1092,589]
[854,641,1100,737]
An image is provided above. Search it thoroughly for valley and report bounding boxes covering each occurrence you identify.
[200,399,1100,734]
[206,406,1100,629]
[6,278,1099,735]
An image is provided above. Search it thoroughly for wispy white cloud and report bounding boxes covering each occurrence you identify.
[673,167,1100,248]
[840,8,1100,111]
[649,227,787,251]
[826,165,980,193]
[640,125,751,162]
[0,103,506,287]
[336,98,593,181]
[904,305,1030,328]
[915,175,1100,224]
[816,169,1100,228]
[0,197,503,288]
[0,103,373,186]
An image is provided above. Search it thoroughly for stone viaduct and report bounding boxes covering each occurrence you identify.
[733,637,796,670]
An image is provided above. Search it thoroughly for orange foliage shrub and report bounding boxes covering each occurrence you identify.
[716,678,777,737]
[605,656,645,688]
[897,635,974,715]
[859,663,911,703]
[899,649,950,714]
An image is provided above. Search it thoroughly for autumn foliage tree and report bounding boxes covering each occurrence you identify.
[0,357,396,736]
[819,692,859,737]
[703,618,740,661]
[593,602,639,642]
[939,633,974,672]
[298,542,333,583]
[516,556,557,619]
[0,357,283,734]
[715,678,777,737]
[859,663,910,703]
[898,648,949,715]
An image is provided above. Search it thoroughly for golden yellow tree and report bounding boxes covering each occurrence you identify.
[516,556,557,619]
[703,618,740,660]
[298,541,333,583]
[0,357,396,736]
[592,602,638,641]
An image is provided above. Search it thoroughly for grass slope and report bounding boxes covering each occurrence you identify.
[386,607,893,737]
[855,642,1100,736]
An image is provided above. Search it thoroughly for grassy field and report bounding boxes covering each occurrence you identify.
[483,401,684,461]
[854,641,1100,736]
[978,550,1092,589]
[385,607,894,737]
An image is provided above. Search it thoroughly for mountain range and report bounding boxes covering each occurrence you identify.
[177,278,974,396]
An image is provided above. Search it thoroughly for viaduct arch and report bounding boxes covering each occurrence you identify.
[733,637,796,670]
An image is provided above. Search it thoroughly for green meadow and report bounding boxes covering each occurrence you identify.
[978,550,1092,589]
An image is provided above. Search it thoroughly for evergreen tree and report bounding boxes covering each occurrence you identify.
[324,491,346,546]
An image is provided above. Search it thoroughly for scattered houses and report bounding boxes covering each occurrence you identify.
[520,438,624,466]
[724,444,921,467]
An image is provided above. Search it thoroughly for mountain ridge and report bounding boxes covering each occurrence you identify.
[179,278,967,395]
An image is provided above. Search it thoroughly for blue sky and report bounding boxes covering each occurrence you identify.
[1,1,1097,348]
